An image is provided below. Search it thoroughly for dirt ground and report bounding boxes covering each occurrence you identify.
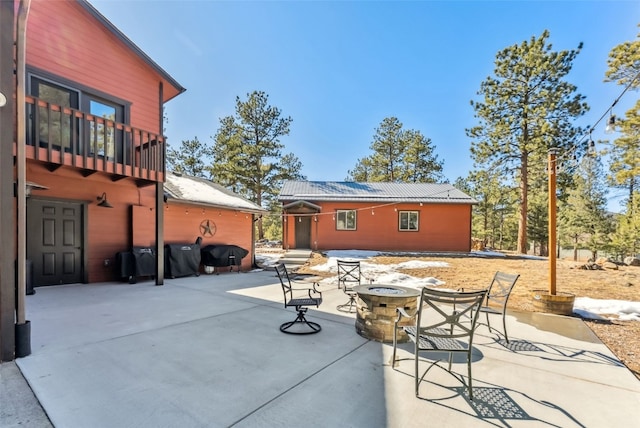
[296,252,640,379]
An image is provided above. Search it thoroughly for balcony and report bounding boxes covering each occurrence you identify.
[21,96,165,185]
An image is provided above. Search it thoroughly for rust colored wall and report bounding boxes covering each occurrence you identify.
[160,204,255,271]
[284,202,472,252]
[27,163,257,281]
[25,0,167,132]
[27,161,144,283]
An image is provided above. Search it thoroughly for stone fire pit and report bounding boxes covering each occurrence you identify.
[353,285,420,343]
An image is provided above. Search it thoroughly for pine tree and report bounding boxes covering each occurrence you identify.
[558,155,612,261]
[456,171,517,250]
[607,100,640,212]
[467,30,588,254]
[347,117,443,182]
[166,137,211,178]
[210,91,305,239]
[605,24,640,89]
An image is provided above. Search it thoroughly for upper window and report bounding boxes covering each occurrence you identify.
[336,210,356,230]
[88,97,121,159]
[399,211,419,231]
[31,77,79,151]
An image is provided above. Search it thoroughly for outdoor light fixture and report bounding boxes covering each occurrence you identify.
[0,92,7,107]
[588,131,596,155]
[605,113,617,134]
[96,192,113,208]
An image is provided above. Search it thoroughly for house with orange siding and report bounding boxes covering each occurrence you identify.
[278,181,477,252]
[0,1,263,361]
[1,0,185,359]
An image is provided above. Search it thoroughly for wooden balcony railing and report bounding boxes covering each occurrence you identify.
[22,96,165,183]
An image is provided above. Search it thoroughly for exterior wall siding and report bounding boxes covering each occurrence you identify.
[161,205,255,272]
[28,162,257,281]
[26,0,162,132]
[27,161,142,283]
[284,202,472,253]
[19,0,187,285]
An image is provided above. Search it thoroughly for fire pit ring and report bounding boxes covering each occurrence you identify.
[353,285,421,343]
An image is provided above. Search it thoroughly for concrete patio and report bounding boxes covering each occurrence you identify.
[5,269,640,427]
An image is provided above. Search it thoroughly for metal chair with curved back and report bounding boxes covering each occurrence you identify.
[391,287,488,400]
[476,271,520,343]
[275,263,323,334]
[336,259,372,313]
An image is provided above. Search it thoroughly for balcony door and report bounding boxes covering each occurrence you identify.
[83,95,125,162]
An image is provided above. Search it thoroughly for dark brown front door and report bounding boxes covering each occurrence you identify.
[295,216,311,249]
[27,199,83,286]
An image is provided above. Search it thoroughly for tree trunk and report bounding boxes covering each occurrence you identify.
[517,154,528,254]
[256,217,264,240]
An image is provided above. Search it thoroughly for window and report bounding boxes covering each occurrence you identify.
[399,211,419,231]
[336,210,356,230]
[31,77,79,152]
[29,73,127,161]
[88,98,121,159]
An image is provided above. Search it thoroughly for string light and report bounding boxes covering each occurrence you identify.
[605,112,617,134]
[540,68,640,171]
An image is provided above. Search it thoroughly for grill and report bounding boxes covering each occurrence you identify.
[165,243,201,278]
[200,245,248,274]
[116,247,155,284]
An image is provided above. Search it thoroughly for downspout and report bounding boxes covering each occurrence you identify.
[15,0,31,356]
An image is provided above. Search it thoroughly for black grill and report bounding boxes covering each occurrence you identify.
[165,243,201,278]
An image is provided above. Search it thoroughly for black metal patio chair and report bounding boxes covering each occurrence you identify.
[336,259,372,313]
[275,263,323,334]
[391,287,488,400]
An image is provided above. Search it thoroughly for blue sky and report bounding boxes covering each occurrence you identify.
[91,0,639,210]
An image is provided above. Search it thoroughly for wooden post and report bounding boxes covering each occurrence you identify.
[548,149,557,295]
[0,0,16,361]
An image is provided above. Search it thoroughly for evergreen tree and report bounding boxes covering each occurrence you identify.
[605,24,640,89]
[558,155,612,261]
[166,137,211,178]
[347,117,443,182]
[400,129,445,183]
[456,170,517,250]
[608,193,640,259]
[607,100,640,212]
[210,91,305,239]
[467,30,588,254]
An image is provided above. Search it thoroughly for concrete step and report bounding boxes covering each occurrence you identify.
[279,249,312,271]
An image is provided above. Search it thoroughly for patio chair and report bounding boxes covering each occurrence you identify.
[275,263,323,334]
[476,272,520,343]
[391,287,488,400]
[336,259,372,313]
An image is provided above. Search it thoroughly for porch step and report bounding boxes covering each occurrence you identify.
[279,249,312,271]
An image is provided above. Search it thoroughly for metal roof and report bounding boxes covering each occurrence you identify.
[278,181,477,204]
[164,172,267,213]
